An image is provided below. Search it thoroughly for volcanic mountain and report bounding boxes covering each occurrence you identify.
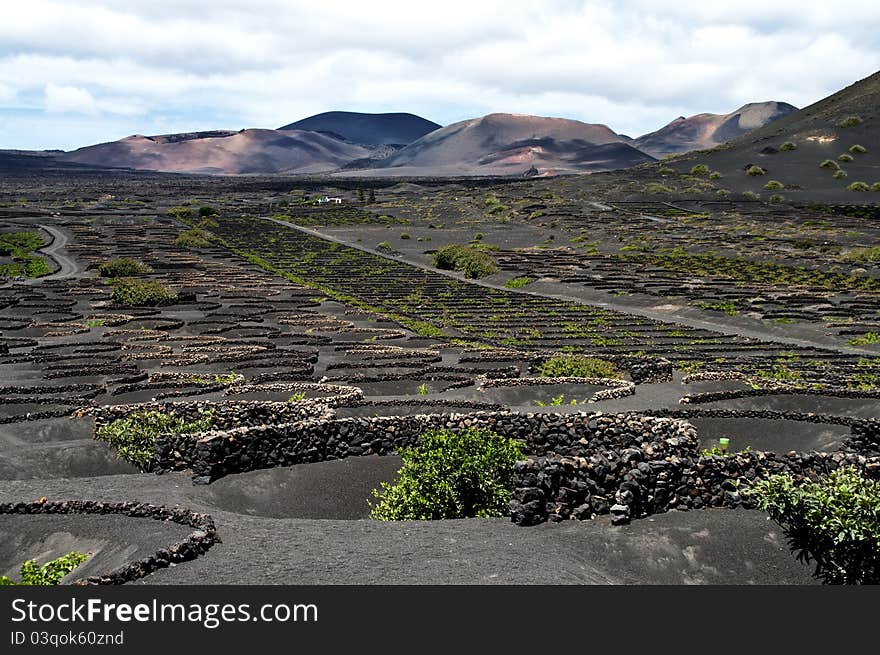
[367,113,655,176]
[58,129,372,174]
[661,70,880,200]
[278,111,441,146]
[633,102,798,158]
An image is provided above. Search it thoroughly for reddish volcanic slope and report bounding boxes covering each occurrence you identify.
[633,102,797,157]
[373,113,654,175]
[58,129,372,174]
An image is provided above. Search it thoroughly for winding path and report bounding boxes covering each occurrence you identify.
[34,224,79,281]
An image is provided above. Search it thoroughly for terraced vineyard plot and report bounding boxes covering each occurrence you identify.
[207,216,875,379]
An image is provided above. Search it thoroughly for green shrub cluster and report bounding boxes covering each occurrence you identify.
[537,354,620,378]
[689,163,710,176]
[839,116,863,128]
[110,278,177,306]
[849,144,867,154]
[433,243,498,279]
[763,180,785,190]
[174,228,212,248]
[745,165,766,176]
[0,552,88,586]
[645,182,673,194]
[748,466,880,584]
[779,141,797,151]
[98,258,153,277]
[819,159,840,170]
[95,409,214,470]
[0,230,50,279]
[369,428,524,520]
[847,182,871,192]
[504,276,534,289]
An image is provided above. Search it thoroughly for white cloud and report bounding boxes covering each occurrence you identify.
[0,0,878,148]
[44,83,97,114]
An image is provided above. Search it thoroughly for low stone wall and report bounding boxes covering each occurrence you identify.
[0,500,218,585]
[510,416,880,526]
[478,375,635,402]
[149,409,693,485]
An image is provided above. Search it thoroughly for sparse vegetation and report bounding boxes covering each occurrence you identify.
[748,466,880,584]
[833,170,848,179]
[848,332,880,346]
[0,552,88,586]
[847,182,871,192]
[769,194,784,204]
[819,159,840,170]
[0,231,50,278]
[839,116,863,128]
[537,354,620,379]
[849,144,867,154]
[645,183,673,194]
[95,409,214,470]
[504,276,534,289]
[369,428,524,520]
[838,153,853,163]
[433,243,498,279]
[745,165,766,176]
[110,278,177,306]
[779,141,797,151]
[175,228,212,248]
[98,257,152,277]
[763,180,784,190]
[690,164,709,176]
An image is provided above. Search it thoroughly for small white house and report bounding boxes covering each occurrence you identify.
[317,196,343,204]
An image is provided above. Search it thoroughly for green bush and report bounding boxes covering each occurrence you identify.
[872,182,880,192]
[745,165,766,176]
[198,206,219,217]
[376,240,392,251]
[399,233,411,239]
[369,428,524,520]
[645,183,673,194]
[504,276,534,289]
[95,409,214,470]
[847,182,871,192]
[849,144,867,154]
[0,552,87,586]
[842,247,880,263]
[763,180,785,190]
[839,116,863,128]
[174,228,212,248]
[708,171,722,180]
[110,278,177,306]
[690,163,710,176]
[166,206,194,220]
[658,167,676,175]
[779,141,797,151]
[833,170,848,179]
[98,258,152,277]
[748,466,880,584]
[838,153,854,163]
[819,159,840,170]
[537,354,620,378]
[432,243,498,279]
[769,194,784,204]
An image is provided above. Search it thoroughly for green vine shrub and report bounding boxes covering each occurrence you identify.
[95,409,214,470]
[370,428,524,520]
[110,278,177,306]
[748,466,880,584]
[536,354,620,379]
[0,552,87,585]
[432,243,498,279]
[98,258,153,277]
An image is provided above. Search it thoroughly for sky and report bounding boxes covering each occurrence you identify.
[1,0,879,150]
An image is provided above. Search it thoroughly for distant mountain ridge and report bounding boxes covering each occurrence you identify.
[278,111,441,146]
[371,113,654,176]
[34,100,800,176]
[633,101,798,157]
